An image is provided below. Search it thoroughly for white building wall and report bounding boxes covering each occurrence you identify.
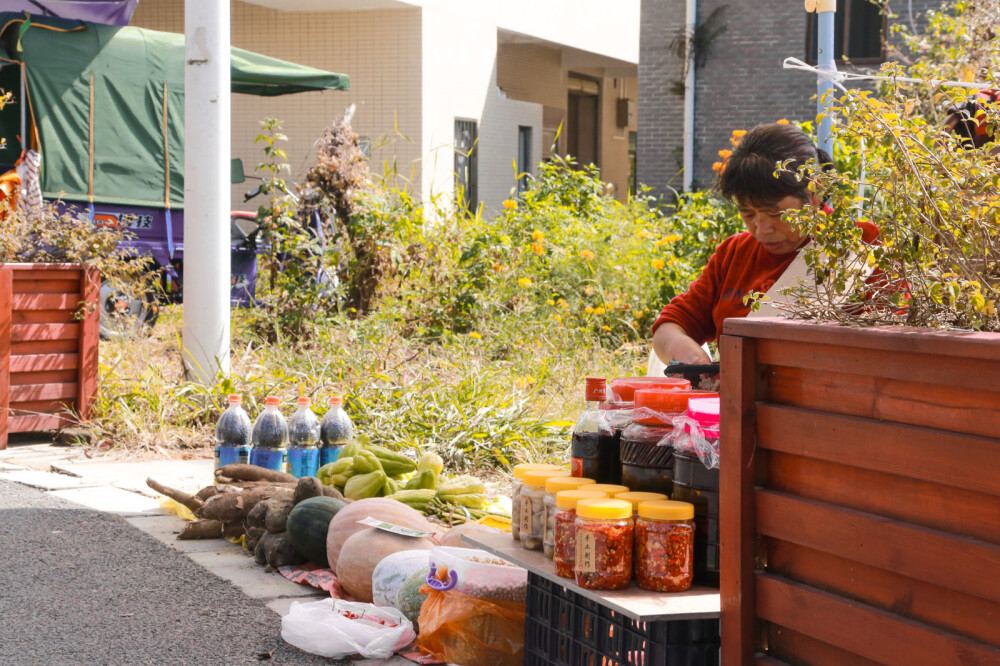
[478,93,544,210]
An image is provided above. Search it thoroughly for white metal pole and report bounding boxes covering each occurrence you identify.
[183,0,231,383]
[816,0,836,157]
[682,0,696,192]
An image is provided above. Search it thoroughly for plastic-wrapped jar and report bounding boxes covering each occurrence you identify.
[511,463,563,541]
[543,476,596,558]
[615,491,668,516]
[621,390,716,494]
[552,489,608,578]
[635,500,695,592]
[574,498,634,590]
[520,470,570,550]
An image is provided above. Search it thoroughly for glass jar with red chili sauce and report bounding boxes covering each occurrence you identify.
[635,499,695,592]
[552,489,608,578]
[543,476,596,558]
[574,498,634,590]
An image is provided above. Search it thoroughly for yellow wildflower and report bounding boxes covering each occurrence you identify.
[585,306,595,314]
[667,257,679,266]
[712,161,725,173]
[732,129,747,139]
[594,306,606,315]
[579,249,595,261]
[531,229,544,241]
[775,118,790,125]
[554,314,562,323]
[502,199,517,210]
[601,326,612,332]
[718,149,732,159]
[557,298,568,309]
[518,278,533,288]
[546,299,555,306]
[469,332,482,339]
[651,259,665,270]
[654,234,682,246]
[636,230,653,239]
[492,262,505,272]
[531,242,545,255]
[500,234,512,245]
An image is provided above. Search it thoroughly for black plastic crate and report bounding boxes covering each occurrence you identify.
[524,573,720,666]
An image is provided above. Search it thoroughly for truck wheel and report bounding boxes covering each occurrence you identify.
[99,280,159,340]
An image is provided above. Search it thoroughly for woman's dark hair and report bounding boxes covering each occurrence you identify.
[716,123,832,207]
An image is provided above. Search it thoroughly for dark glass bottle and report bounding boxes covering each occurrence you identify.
[570,378,616,484]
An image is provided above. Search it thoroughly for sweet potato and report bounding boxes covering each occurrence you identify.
[263,498,294,534]
[256,531,304,569]
[292,477,324,505]
[145,478,204,512]
[177,520,223,540]
[196,487,293,521]
[215,463,297,484]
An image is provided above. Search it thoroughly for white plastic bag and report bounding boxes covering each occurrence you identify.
[280,598,416,659]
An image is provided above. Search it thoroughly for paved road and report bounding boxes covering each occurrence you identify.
[0,480,340,666]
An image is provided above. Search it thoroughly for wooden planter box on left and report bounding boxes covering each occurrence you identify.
[0,263,99,449]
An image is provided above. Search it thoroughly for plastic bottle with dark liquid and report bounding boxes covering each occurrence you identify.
[570,377,616,484]
[251,396,289,471]
[319,395,354,467]
[214,394,252,470]
[287,396,321,478]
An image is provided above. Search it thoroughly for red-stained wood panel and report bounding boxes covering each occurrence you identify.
[11,293,78,310]
[7,413,71,433]
[757,403,1000,497]
[764,364,1000,439]
[5,263,85,272]
[7,400,74,415]
[10,339,79,355]
[720,334,760,666]
[756,489,1000,605]
[764,450,1000,545]
[12,279,82,294]
[756,574,1000,665]
[765,624,883,666]
[77,266,99,421]
[9,354,79,373]
[766,539,1000,647]
[12,309,78,324]
[0,268,11,449]
[10,323,80,342]
[8,382,78,403]
[10,269,83,281]
[757,338,1000,391]
[10,370,78,386]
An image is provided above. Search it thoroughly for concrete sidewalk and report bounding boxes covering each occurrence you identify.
[0,438,411,665]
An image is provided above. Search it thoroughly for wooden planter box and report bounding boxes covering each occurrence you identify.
[0,263,99,449]
[719,317,1000,665]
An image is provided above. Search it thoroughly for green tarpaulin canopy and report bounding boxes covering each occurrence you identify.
[0,13,349,208]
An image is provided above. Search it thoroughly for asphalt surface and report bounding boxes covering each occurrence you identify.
[0,480,341,666]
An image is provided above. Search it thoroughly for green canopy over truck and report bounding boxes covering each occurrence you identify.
[0,13,349,208]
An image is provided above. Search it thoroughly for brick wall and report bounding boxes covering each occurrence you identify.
[639,0,947,195]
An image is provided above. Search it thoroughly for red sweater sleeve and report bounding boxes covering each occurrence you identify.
[651,236,733,344]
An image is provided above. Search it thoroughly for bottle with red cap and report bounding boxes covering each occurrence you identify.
[287,396,321,478]
[319,395,354,466]
[214,394,252,471]
[250,396,289,472]
[570,378,616,484]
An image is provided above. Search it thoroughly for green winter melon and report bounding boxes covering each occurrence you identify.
[286,496,348,565]
[396,566,431,630]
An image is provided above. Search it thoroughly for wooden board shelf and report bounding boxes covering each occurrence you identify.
[463,531,721,622]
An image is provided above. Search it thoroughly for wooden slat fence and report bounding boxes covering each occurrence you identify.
[720,317,1000,665]
[0,263,99,449]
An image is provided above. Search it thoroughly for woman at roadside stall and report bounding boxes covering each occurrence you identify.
[651,123,879,366]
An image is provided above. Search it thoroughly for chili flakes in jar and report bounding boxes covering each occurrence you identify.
[574,498,634,590]
[635,499,695,592]
[552,489,608,578]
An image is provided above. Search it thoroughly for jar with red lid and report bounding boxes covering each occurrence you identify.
[570,378,616,484]
[619,389,717,495]
[552,489,608,578]
[574,498,634,590]
[635,500,695,592]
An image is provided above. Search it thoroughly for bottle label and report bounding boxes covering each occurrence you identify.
[288,448,320,479]
[520,497,533,535]
[216,445,251,468]
[250,448,287,472]
[576,530,598,573]
[571,457,584,477]
[320,446,342,467]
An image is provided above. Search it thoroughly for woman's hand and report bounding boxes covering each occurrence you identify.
[653,323,712,365]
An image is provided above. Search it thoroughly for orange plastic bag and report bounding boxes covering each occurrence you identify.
[416,588,525,666]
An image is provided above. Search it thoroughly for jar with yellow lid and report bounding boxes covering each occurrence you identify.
[552,489,607,578]
[574,498,634,590]
[542,476,596,558]
[586,484,630,496]
[510,463,563,541]
[615,491,668,516]
[635,500,694,592]
[520,469,570,550]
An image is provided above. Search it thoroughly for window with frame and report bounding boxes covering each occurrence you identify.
[805,0,885,64]
[454,119,478,214]
[517,125,531,195]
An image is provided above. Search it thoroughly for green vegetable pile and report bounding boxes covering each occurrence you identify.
[317,447,510,525]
